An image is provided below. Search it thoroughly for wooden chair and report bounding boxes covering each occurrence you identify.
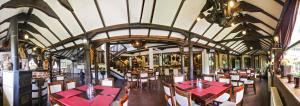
[164,68,171,81]
[162,82,175,106]
[203,74,215,81]
[173,75,185,83]
[125,72,138,88]
[230,75,243,87]
[220,85,245,106]
[65,80,76,90]
[101,78,114,86]
[174,87,199,106]
[48,81,64,106]
[119,94,129,106]
[139,72,149,89]
[48,81,63,94]
[240,77,256,94]
[149,71,160,88]
[215,77,231,103]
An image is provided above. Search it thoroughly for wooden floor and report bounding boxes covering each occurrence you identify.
[123,78,270,106]
[0,74,269,106]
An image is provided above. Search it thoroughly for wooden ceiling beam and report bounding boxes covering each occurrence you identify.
[139,0,145,23]
[147,0,157,37]
[93,0,110,38]
[0,0,59,19]
[218,36,272,43]
[167,0,185,38]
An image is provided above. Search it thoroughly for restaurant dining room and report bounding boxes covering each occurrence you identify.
[0,0,300,106]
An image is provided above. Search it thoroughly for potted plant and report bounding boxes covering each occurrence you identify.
[293,71,300,88]
[287,73,294,83]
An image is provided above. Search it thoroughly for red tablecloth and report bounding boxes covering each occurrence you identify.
[52,85,121,106]
[56,89,82,98]
[176,80,232,105]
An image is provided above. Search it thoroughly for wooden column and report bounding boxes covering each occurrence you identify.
[227,51,230,70]
[106,43,110,76]
[93,45,99,84]
[239,56,242,69]
[49,53,53,82]
[180,46,184,74]
[10,17,19,106]
[58,59,61,74]
[84,39,92,84]
[188,34,194,80]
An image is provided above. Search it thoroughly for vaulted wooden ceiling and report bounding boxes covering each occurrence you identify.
[0,0,285,56]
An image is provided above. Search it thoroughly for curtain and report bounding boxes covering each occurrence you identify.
[279,0,300,49]
[275,0,300,73]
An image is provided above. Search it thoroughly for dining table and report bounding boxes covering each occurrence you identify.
[50,85,121,106]
[175,80,232,106]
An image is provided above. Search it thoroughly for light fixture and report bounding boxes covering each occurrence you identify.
[242,30,246,35]
[250,47,253,50]
[231,22,235,27]
[131,40,144,48]
[268,51,271,54]
[274,36,279,43]
[196,17,201,21]
[82,38,87,44]
[24,34,29,39]
[228,0,235,8]
[33,47,37,51]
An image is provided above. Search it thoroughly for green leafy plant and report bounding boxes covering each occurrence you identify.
[293,71,300,77]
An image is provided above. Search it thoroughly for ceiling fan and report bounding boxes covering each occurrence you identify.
[200,0,241,27]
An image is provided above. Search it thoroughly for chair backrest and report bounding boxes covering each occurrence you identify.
[218,77,230,84]
[119,94,129,106]
[173,69,179,76]
[203,75,214,81]
[66,80,76,90]
[32,80,39,99]
[140,72,148,78]
[164,69,170,75]
[48,81,63,94]
[174,76,185,83]
[230,75,240,81]
[102,79,113,86]
[174,87,192,106]
[162,82,173,97]
[124,84,130,95]
[125,73,131,80]
[246,70,251,74]
[56,76,64,81]
[41,81,48,96]
[235,85,245,104]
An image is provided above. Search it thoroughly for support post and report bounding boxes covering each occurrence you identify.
[84,38,92,84]
[93,45,99,84]
[227,51,230,71]
[49,53,53,82]
[58,59,61,74]
[188,34,194,80]
[106,43,110,76]
[180,46,184,74]
[149,48,154,69]
[11,17,19,106]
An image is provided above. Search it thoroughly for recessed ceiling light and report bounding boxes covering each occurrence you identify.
[229,1,235,8]
[24,34,29,39]
[196,17,201,21]
[231,23,235,27]
[242,30,246,35]
[250,47,253,50]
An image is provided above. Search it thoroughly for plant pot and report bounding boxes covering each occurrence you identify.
[294,77,300,88]
[287,74,294,83]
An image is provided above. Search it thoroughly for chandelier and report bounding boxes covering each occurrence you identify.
[201,0,240,27]
[130,40,145,49]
